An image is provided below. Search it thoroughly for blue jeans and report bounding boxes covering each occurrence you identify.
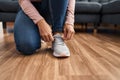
[14,0,68,55]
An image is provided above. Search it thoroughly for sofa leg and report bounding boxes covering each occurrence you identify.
[93,24,98,34]
[2,22,7,33]
[2,22,6,29]
[85,23,87,32]
[114,24,117,33]
[81,23,84,32]
[93,28,97,34]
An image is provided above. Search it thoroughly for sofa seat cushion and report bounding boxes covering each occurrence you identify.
[75,2,102,14]
[75,14,100,23]
[0,0,19,12]
[0,13,16,22]
[102,0,120,14]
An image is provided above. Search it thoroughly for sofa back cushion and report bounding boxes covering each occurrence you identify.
[0,0,19,12]
[76,0,116,3]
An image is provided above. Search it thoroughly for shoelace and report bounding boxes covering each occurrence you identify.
[54,36,65,46]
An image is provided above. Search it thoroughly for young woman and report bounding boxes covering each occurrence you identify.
[14,0,75,57]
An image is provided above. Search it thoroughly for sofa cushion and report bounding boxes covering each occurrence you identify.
[102,0,120,14]
[99,0,112,3]
[102,14,120,24]
[76,0,113,3]
[0,0,19,12]
[75,14,100,23]
[0,13,16,22]
[75,2,102,14]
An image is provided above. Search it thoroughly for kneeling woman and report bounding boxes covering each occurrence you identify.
[14,0,75,57]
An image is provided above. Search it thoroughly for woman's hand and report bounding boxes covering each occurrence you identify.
[37,19,54,42]
[63,24,75,40]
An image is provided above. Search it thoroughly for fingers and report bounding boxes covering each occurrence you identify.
[37,19,54,42]
[41,33,54,42]
[70,31,75,40]
[42,36,46,42]
[63,24,75,40]
[64,28,67,39]
[45,35,50,42]
[67,31,74,40]
[64,30,75,40]
[66,30,71,40]
[49,34,54,41]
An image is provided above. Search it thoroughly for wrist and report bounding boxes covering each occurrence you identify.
[37,19,46,26]
[37,19,47,29]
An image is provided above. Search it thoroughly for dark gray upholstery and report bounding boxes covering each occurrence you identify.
[0,0,19,29]
[75,0,102,24]
[102,14,120,24]
[75,14,100,23]
[102,0,120,14]
[75,0,120,29]
[0,0,19,12]
[75,2,101,13]
[101,0,120,25]
[0,13,16,21]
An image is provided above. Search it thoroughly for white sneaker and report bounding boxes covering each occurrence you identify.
[52,34,70,57]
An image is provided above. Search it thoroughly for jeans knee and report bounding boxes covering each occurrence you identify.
[16,41,41,55]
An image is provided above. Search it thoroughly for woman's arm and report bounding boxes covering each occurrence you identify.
[63,0,75,40]
[19,0,75,25]
[19,0,54,42]
[65,0,76,26]
[19,0,43,24]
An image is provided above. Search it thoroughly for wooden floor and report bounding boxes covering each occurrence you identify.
[0,26,120,80]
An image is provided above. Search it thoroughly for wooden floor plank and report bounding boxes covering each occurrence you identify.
[0,32,120,80]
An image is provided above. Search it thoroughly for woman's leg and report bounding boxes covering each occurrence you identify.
[14,10,41,55]
[34,0,68,32]
[48,0,70,57]
[49,0,69,32]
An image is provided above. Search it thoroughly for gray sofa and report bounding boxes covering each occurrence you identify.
[101,0,120,25]
[0,0,19,29]
[75,0,120,32]
[0,0,120,32]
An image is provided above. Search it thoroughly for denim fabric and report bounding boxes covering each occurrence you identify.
[14,0,68,55]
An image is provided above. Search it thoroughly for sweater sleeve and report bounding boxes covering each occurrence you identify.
[65,0,75,26]
[19,0,43,24]
[19,0,75,25]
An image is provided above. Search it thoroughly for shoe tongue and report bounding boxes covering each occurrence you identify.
[54,33,61,37]
[54,34,64,44]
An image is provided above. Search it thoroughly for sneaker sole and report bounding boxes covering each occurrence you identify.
[53,52,70,58]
